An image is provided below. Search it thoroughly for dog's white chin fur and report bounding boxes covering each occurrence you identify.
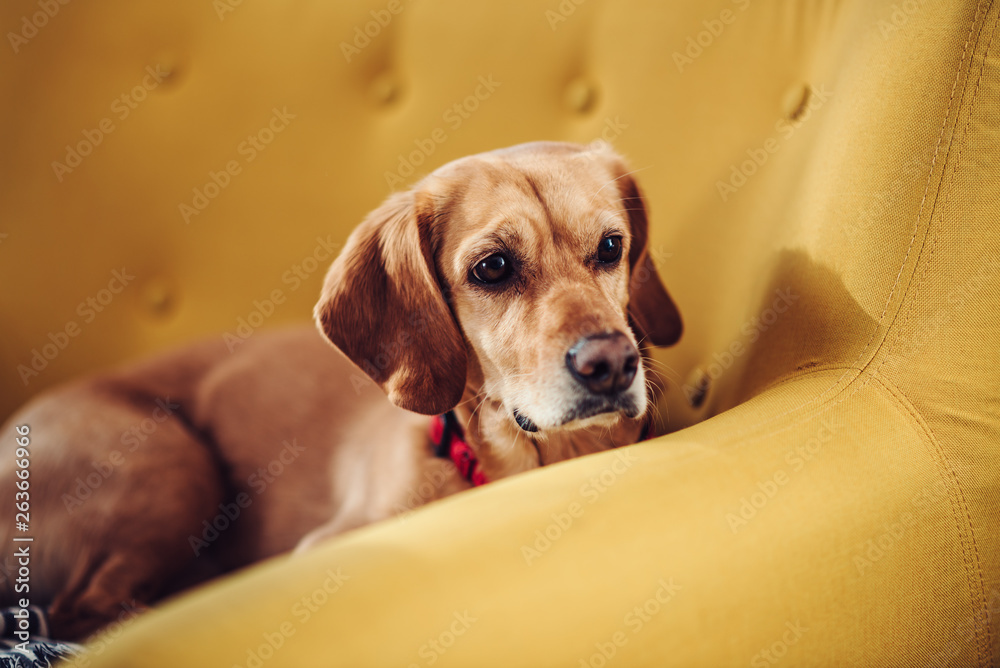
[520,388,648,437]
[560,410,626,431]
[501,362,649,433]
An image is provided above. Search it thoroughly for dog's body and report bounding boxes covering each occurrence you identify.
[0,142,682,640]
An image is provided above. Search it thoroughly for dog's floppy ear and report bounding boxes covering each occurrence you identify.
[615,168,683,347]
[314,189,467,415]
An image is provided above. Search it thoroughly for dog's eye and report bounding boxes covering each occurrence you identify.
[472,253,511,284]
[597,236,623,264]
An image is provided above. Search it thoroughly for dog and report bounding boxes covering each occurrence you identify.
[0,141,682,640]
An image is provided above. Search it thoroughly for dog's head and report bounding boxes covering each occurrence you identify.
[316,141,681,437]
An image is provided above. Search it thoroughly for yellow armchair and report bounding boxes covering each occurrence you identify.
[1,0,997,665]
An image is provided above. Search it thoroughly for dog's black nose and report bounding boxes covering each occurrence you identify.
[566,332,639,395]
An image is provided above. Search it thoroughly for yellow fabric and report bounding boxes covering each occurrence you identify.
[0,0,997,665]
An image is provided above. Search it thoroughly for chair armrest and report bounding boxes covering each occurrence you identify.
[84,370,988,667]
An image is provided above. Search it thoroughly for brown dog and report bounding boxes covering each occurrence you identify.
[0,141,681,640]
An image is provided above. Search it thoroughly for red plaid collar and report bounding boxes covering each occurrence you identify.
[432,412,488,487]
[431,411,655,487]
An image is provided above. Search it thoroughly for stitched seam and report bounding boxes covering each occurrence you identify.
[870,373,994,666]
[707,0,987,446]
[772,17,996,660]
[797,0,984,394]
[667,14,996,646]
[749,363,859,397]
[875,2,999,661]
[870,0,985,330]
[867,374,973,561]
[714,362,989,657]
[885,2,994,365]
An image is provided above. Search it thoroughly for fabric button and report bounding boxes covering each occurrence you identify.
[150,52,180,86]
[370,73,400,105]
[781,83,812,121]
[684,367,710,409]
[142,279,175,317]
[564,77,597,114]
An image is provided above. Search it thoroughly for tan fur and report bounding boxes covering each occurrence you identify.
[0,142,681,640]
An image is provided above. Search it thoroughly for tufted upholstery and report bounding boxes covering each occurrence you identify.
[2,0,999,666]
